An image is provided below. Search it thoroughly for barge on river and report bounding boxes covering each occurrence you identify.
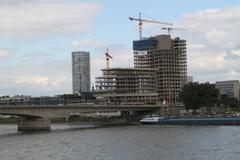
[140,117,240,125]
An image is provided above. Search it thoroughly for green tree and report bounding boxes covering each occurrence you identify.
[228,97,239,108]
[219,94,239,110]
[220,94,229,108]
[179,82,201,114]
[179,82,219,114]
[200,83,219,113]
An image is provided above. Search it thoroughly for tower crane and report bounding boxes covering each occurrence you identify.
[129,13,173,40]
[161,27,187,36]
[105,48,113,69]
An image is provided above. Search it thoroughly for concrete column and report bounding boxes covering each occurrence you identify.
[18,117,50,131]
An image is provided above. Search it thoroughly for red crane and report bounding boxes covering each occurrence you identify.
[105,48,113,69]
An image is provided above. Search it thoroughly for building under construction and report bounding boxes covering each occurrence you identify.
[133,35,187,105]
[95,68,159,104]
[94,34,187,105]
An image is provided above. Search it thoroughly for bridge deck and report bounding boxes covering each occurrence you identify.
[0,104,163,118]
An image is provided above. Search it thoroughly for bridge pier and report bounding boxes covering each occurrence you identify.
[18,117,50,131]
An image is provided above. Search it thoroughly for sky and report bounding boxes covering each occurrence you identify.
[0,0,240,96]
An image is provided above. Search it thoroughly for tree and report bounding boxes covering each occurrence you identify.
[219,94,239,110]
[220,94,229,108]
[179,82,201,114]
[179,82,220,114]
[199,83,219,113]
[228,97,239,108]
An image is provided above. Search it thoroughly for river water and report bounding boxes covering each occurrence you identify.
[0,124,240,160]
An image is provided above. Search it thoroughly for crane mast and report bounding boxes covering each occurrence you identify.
[105,48,113,69]
[139,13,142,41]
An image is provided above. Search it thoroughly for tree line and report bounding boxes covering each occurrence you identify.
[179,82,239,114]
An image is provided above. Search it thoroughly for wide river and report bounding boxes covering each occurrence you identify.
[0,123,240,160]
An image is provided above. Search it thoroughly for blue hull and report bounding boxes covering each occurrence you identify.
[146,117,240,125]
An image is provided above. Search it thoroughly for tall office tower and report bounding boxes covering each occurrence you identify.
[72,51,90,94]
[133,35,187,105]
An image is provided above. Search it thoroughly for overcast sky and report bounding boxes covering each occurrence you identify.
[0,0,240,96]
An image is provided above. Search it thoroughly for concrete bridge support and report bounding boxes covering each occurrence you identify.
[18,117,50,131]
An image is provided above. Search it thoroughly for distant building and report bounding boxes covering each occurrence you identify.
[216,80,240,100]
[60,93,96,104]
[0,95,31,105]
[72,51,90,94]
[30,96,64,105]
[0,94,96,105]
[187,76,193,83]
[133,35,187,105]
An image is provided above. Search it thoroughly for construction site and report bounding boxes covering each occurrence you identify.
[94,13,187,107]
[95,68,158,104]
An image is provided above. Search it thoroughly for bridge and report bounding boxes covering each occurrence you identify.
[0,104,161,131]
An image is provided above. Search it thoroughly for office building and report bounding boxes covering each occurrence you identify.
[95,35,187,106]
[72,51,90,94]
[133,35,187,105]
[216,80,240,100]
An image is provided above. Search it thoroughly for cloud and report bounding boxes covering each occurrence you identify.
[15,76,50,87]
[174,6,240,82]
[224,49,240,60]
[22,51,53,62]
[0,59,71,96]
[0,0,34,6]
[0,41,133,96]
[0,48,13,59]
[0,0,100,38]
[71,39,104,49]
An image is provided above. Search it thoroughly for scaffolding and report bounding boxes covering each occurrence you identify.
[95,35,187,106]
[95,68,159,104]
[133,35,187,105]
[133,38,157,68]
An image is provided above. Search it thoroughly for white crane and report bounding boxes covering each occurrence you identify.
[161,27,187,36]
[129,13,173,40]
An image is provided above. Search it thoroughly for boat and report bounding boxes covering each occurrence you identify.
[139,117,165,124]
[140,116,240,125]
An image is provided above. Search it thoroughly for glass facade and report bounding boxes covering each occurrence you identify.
[72,51,90,93]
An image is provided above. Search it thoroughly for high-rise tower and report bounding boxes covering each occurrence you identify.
[133,35,187,105]
[72,51,90,94]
